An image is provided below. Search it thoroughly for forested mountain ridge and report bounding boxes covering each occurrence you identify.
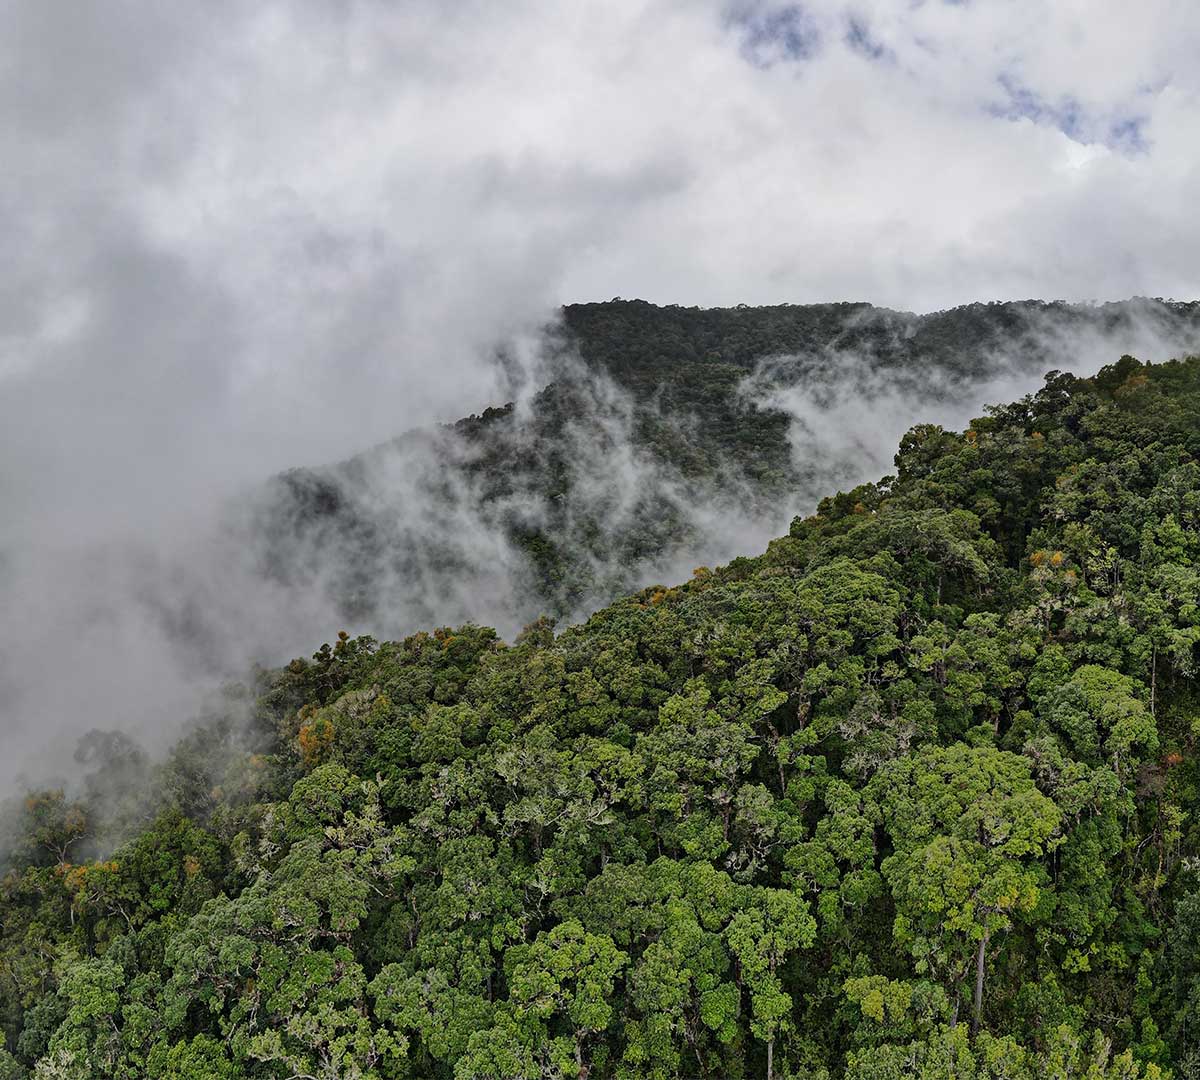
[4,351,1200,1077]
[253,296,1200,633]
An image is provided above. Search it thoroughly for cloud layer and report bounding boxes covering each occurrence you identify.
[4,2,1199,524]
[2,2,1200,783]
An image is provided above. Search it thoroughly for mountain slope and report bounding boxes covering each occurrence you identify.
[252,296,1200,635]
[3,351,1200,1077]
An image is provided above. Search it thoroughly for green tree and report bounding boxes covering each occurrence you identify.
[872,745,1062,1033]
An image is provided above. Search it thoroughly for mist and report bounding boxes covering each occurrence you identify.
[739,300,1200,501]
[5,2,1200,789]
[4,298,1199,792]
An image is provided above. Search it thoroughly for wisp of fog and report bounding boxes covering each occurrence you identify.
[3,300,1200,791]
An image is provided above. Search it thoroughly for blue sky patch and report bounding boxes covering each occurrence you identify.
[990,73,1149,155]
[1107,115,1149,154]
[844,14,889,61]
[728,2,822,68]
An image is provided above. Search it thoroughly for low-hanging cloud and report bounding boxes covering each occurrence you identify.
[3,301,1200,792]
[4,2,1200,788]
[739,300,1200,500]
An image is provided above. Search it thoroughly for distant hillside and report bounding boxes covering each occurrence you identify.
[250,297,1200,635]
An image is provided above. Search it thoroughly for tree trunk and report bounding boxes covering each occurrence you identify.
[971,931,989,1037]
[1151,644,1157,718]
[766,1036,774,1080]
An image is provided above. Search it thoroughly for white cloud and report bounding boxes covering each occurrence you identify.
[1,0,1199,781]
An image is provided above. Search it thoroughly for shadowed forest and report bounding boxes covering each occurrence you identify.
[256,297,1200,629]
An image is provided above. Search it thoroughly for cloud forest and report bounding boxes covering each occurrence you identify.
[4,344,1200,1078]
[6,3,1200,1079]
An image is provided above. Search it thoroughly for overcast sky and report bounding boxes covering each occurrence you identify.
[3,0,1200,536]
[2,1,1199,780]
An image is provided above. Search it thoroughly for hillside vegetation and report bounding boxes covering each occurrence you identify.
[255,298,1200,629]
[4,352,1200,1078]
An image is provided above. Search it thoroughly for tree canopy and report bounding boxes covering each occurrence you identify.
[4,349,1200,1077]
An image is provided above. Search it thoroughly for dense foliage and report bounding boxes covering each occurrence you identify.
[257,298,1200,627]
[4,351,1200,1078]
